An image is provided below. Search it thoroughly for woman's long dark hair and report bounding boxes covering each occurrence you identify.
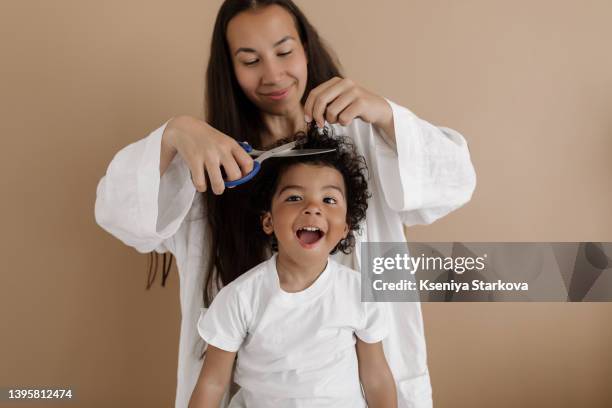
[147,0,343,308]
[204,0,342,306]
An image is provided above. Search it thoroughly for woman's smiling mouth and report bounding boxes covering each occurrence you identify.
[262,86,291,100]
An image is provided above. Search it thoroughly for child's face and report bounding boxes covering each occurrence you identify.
[261,163,349,262]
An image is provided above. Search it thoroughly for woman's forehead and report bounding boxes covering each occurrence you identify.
[226,4,300,51]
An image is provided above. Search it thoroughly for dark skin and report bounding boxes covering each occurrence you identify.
[188,345,235,407]
[356,341,398,407]
[188,165,397,408]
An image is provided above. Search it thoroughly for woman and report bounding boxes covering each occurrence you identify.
[95,1,477,407]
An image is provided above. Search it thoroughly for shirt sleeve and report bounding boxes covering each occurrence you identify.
[355,301,389,344]
[197,285,248,352]
[371,99,477,226]
[94,119,198,254]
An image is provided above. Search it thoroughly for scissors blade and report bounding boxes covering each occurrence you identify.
[271,148,336,157]
[256,141,298,162]
[269,141,298,154]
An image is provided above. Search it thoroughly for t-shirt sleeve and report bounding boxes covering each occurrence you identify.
[355,301,389,344]
[197,285,248,352]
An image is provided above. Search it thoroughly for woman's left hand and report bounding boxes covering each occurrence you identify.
[303,77,393,130]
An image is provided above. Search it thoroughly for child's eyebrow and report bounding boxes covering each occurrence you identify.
[276,184,345,198]
[276,185,303,196]
[322,185,345,198]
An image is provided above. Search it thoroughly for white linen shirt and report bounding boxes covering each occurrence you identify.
[94,99,477,408]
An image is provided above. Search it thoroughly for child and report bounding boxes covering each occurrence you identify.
[188,129,397,408]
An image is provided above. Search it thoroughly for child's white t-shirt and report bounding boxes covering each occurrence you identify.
[197,254,389,408]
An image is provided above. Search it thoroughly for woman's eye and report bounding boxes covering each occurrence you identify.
[286,195,302,202]
[278,50,292,57]
[244,59,259,66]
[323,197,337,204]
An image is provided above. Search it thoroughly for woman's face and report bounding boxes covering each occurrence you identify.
[226,4,308,115]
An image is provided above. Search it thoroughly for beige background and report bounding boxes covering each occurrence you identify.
[1,0,611,407]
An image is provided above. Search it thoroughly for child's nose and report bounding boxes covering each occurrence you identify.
[303,202,321,216]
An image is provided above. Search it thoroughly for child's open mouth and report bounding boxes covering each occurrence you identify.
[296,226,324,248]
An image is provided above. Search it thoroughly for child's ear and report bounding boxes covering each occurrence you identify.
[261,212,274,235]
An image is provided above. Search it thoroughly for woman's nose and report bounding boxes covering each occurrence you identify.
[261,58,283,84]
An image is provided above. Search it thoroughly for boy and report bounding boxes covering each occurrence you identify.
[189,129,397,407]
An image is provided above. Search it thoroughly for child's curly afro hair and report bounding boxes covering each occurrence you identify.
[250,125,371,254]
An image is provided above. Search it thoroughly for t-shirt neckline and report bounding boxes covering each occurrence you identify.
[267,253,332,305]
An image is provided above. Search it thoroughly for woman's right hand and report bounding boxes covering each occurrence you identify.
[162,115,254,195]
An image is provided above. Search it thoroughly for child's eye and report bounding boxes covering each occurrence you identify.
[323,197,337,204]
[286,195,302,202]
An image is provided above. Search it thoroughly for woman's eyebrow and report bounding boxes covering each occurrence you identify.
[273,35,294,47]
[234,36,295,56]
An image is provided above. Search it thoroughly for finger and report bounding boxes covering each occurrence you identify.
[221,155,242,182]
[325,89,357,125]
[312,79,353,128]
[205,160,225,195]
[189,160,207,192]
[304,77,342,123]
[337,101,362,127]
[232,143,254,175]
[304,78,338,121]
[337,99,363,127]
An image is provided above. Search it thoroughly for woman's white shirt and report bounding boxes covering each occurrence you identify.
[94,99,476,408]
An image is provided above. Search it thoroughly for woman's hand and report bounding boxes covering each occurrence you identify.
[162,115,254,195]
[303,77,393,132]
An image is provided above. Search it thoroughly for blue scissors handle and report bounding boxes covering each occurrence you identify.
[224,140,332,188]
[224,142,259,188]
[225,160,260,188]
[238,141,253,154]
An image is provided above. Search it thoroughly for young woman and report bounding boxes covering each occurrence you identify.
[95,1,477,407]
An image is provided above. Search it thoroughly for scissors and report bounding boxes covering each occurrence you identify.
[224,140,336,187]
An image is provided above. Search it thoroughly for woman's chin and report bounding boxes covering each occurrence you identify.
[260,101,299,116]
